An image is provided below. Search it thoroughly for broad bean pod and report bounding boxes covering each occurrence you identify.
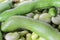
[0,0,60,21]
[1,16,60,40]
[0,0,13,13]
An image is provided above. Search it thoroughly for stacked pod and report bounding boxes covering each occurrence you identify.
[1,0,60,40]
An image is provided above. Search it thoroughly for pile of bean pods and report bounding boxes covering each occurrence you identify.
[1,0,60,40]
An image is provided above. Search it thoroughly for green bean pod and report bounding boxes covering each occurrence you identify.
[0,1,36,21]
[1,16,60,40]
[0,0,60,21]
[52,0,60,7]
[0,0,13,13]
[0,0,53,21]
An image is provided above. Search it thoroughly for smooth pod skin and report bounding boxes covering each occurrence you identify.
[0,1,36,21]
[1,0,60,21]
[1,16,60,40]
[0,0,13,13]
[52,0,60,7]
